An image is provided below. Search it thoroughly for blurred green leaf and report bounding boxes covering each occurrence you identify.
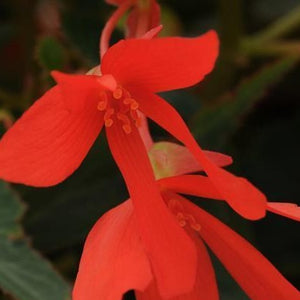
[0,181,24,238]
[0,178,70,299]
[36,36,66,71]
[0,239,70,300]
[192,56,299,149]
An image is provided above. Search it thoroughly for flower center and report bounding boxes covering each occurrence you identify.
[168,198,201,232]
[97,86,141,134]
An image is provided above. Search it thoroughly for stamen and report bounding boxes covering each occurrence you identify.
[122,124,132,134]
[97,92,108,111]
[117,113,132,134]
[168,198,201,232]
[176,213,186,227]
[113,87,123,99]
[130,100,139,110]
[186,214,201,232]
[104,108,115,127]
[130,110,142,127]
[123,98,134,105]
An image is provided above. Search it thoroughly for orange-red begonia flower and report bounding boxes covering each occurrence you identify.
[73,142,300,300]
[0,31,272,297]
[73,177,300,300]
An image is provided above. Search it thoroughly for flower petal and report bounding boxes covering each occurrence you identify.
[106,124,197,298]
[135,236,219,300]
[267,202,300,221]
[101,31,219,93]
[51,71,116,112]
[0,86,103,186]
[149,141,232,179]
[181,199,300,300]
[126,0,161,38]
[159,175,222,200]
[135,89,267,220]
[73,200,153,300]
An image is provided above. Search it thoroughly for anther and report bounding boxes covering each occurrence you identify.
[186,214,201,232]
[123,98,133,105]
[130,100,139,110]
[97,92,108,111]
[130,110,141,127]
[97,101,107,111]
[105,119,113,127]
[122,124,132,134]
[117,113,132,134]
[104,108,115,127]
[113,87,123,99]
[176,213,186,227]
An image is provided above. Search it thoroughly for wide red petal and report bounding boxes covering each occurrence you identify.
[101,31,218,93]
[51,71,116,112]
[135,89,267,220]
[73,200,153,300]
[159,175,222,200]
[0,86,103,186]
[181,198,300,300]
[136,236,219,300]
[267,202,300,221]
[149,141,232,179]
[106,124,197,298]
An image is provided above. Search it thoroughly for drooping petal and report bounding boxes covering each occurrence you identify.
[73,200,153,300]
[106,124,197,298]
[267,202,300,221]
[141,25,163,40]
[135,89,267,220]
[136,236,219,300]
[101,31,219,93]
[138,112,153,151]
[181,198,300,300]
[159,175,222,200]
[149,141,232,179]
[0,86,103,186]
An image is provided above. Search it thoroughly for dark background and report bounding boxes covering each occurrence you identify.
[0,0,299,299]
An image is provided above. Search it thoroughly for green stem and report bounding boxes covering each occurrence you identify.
[248,4,300,43]
[241,39,300,57]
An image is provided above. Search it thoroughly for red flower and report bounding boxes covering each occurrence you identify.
[73,141,300,299]
[0,31,270,297]
[0,32,216,297]
[73,174,300,300]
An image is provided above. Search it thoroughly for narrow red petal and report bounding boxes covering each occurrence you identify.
[73,200,153,300]
[181,198,300,300]
[0,86,103,186]
[267,202,300,221]
[135,89,267,220]
[138,112,153,151]
[136,236,219,300]
[149,141,232,179]
[141,25,163,40]
[106,124,197,298]
[101,31,219,93]
[127,0,161,38]
[159,175,222,200]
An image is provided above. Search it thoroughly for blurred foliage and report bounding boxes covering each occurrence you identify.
[0,0,300,299]
[0,181,70,300]
[36,36,66,71]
